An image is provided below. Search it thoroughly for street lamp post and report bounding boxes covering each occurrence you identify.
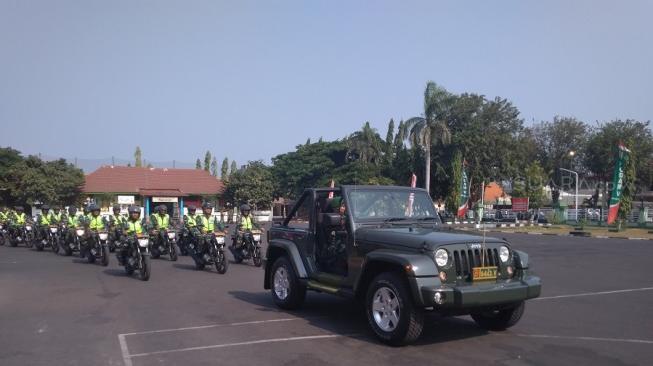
[560,168,578,222]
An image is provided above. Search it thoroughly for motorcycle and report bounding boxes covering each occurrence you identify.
[64,226,85,256]
[0,223,7,246]
[11,223,34,248]
[48,225,61,253]
[84,231,110,266]
[230,229,263,267]
[191,231,228,273]
[118,234,151,281]
[150,228,178,261]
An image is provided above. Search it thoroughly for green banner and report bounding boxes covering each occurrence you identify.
[457,164,469,218]
[607,144,630,224]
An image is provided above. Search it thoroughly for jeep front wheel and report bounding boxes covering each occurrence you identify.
[270,256,306,310]
[471,301,525,331]
[365,272,424,346]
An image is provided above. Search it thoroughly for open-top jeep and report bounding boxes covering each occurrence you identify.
[264,185,541,345]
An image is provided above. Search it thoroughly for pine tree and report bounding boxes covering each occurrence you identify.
[134,146,143,167]
[210,157,218,176]
[230,160,237,176]
[195,159,202,169]
[204,151,211,172]
[221,158,229,180]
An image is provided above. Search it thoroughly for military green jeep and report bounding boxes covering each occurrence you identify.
[264,186,541,345]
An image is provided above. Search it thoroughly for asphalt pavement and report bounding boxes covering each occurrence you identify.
[1,232,652,366]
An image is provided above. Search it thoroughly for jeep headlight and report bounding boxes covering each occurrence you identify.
[434,248,449,267]
[167,232,176,239]
[76,229,85,236]
[216,236,225,244]
[99,233,108,241]
[252,234,261,242]
[138,238,149,247]
[499,246,510,263]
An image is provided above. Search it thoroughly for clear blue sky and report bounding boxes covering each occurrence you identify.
[1,0,651,169]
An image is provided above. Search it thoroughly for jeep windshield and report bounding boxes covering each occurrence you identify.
[347,188,439,223]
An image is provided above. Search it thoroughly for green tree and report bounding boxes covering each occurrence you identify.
[210,157,218,176]
[204,151,212,172]
[618,148,637,230]
[346,122,384,164]
[224,161,274,209]
[384,119,395,162]
[221,157,229,180]
[195,158,202,170]
[0,147,23,204]
[6,156,84,206]
[230,160,238,175]
[511,161,547,209]
[134,146,143,167]
[404,81,453,194]
[446,151,463,213]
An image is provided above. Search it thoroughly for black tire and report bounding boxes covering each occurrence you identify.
[52,239,59,254]
[25,234,34,248]
[87,246,96,263]
[253,247,263,267]
[169,244,178,261]
[215,251,228,274]
[139,255,151,281]
[232,246,244,263]
[64,245,72,256]
[269,256,306,310]
[471,301,525,331]
[151,247,160,259]
[195,259,205,270]
[365,272,424,346]
[100,246,109,267]
[36,242,44,251]
[10,238,17,247]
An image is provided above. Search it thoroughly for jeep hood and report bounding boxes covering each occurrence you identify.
[354,226,506,251]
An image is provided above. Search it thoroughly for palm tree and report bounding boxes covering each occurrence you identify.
[404,82,453,193]
[347,122,384,164]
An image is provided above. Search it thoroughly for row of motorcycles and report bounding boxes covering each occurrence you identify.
[0,220,264,282]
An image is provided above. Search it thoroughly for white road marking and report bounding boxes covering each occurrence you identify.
[120,317,300,336]
[129,334,349,358]
[533,287,653,301]
[118,334,133,366]
[513,333,653,345]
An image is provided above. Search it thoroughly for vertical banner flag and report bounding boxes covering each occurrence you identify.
[607,144,631,224]
[328,179,335,199]
[406,173,417,216]
[457,161,470,218]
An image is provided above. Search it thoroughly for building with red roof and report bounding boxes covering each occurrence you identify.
[83,166,224,217]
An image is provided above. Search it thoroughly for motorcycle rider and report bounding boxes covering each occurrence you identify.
[234,204,259,248]
[117,205,146,266]
[36,204,53,245]
[196,202,224,262]
[182,205,200,253]
[9,206,29,238]
[83,204,106,256]
[0,206,10,225]
[109,204,125,246]
[49,206,64,225]
[150,204,170,249]
[64,206,81,244]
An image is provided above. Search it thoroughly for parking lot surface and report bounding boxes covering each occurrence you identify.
[1,232,652,366]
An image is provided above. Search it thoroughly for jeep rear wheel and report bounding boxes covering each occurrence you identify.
[365,272,424,346]
[270,256,306,310]
[471,301,525,331]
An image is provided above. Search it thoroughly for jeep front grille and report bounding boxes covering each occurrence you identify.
[452,248,500,278]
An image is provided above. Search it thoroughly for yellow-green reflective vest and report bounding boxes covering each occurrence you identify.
[14,213,27,225]
[88,215,104,231]
[199,215,215,233]
[39,214,51,226]
[112,215,125,227]
[49,212,62,223]
[153,214,170,229]
[126,220,143,235]
[184,215,197,228]
[241,216,253,230]
[0,212,8,222]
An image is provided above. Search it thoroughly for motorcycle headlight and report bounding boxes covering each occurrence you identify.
[252,234,261,242]
[499,246,510,263]
[25,225,32,231]
[216,236,225,244]
[99,233,108,241]
[434,248,449,267]
[138,238,149,248]
[76,229,84,236]
[167,232,176,239]
[50,227,58,233]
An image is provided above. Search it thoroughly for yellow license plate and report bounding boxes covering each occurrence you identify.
[472,266,498,281]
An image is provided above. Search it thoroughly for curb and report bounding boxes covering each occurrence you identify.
[466,228,653,241]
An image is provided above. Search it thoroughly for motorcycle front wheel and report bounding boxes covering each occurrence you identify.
[169,243,178,261]
[139,255,151,281]
[215,251,228,274]
[52,238,59,254]
[253,247,263,267]
[101,245,109,266]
